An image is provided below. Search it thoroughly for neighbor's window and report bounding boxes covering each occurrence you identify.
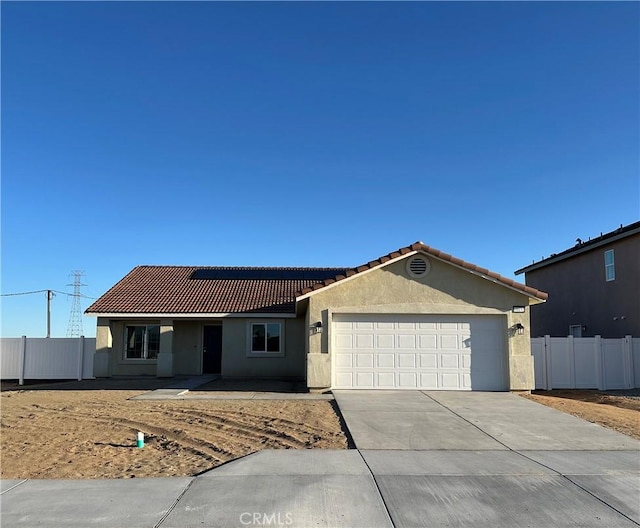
[569,325,582,338]
[604,249,615,281]
[251,323,281,353]
[125,325,160,359]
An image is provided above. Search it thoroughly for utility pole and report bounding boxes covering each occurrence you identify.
[46,290,54,338]
[66,271,86,337]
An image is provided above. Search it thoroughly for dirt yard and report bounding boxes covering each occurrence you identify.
[0,382,348,479]
[522,390,640,440]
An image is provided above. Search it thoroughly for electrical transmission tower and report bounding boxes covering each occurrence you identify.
[66,270,86,337]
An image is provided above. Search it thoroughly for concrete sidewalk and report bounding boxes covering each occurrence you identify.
[2,391,639,527]
[3,448,639,527]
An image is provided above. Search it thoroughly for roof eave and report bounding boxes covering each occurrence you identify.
[295,245,547,303]
[85,312,298,319]
[515,225,640,275]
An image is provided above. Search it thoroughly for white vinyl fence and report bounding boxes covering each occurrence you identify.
[531,336,639,390]
[1,337,95,384]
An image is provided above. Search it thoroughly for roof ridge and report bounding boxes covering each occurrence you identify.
[134,265,351,270]
[295,241,548,301]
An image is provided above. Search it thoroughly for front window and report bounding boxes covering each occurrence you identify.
[604,249,615,281]
[250,322,282,354]
[125,325,160,359]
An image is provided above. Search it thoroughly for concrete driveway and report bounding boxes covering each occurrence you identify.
[334,390,640,527]
[2,391,639,527]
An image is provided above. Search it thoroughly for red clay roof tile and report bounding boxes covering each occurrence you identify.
[86,242,548,316]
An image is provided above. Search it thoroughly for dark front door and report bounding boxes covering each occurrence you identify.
[203,325,222,374]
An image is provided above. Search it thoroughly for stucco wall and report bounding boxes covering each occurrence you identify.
[222,317,306,378]
[103,320,158,377]
[306,254,536,390]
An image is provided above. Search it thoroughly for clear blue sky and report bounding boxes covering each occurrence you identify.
[2,2,638,338]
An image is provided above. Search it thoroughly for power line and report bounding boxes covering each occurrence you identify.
[1,289,96,299]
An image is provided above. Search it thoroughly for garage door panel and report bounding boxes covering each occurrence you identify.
[440,334,459,349]
[398,372,418,388]
[355,334,374,348]
[335,372,353,388]
[420,372,438,387]
[377,372,395,388]
[356,354,374,368]
[335,354,353,368]
[440,354,459,369]
[333,314,507,391]
[377,353,395,368]
[398,335,416,348]
[420,354,437,368]
[441,372,461,389]
[356,372,374,387]
[419,335,437,349]
[335,335,353,348]
[398,353,417,368]
[376,335,395,348]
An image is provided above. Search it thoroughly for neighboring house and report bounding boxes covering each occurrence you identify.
[86,242,547,391]
[515,221,640,338]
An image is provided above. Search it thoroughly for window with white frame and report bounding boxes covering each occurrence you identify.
[124,325,160,359]
[249,322,283,356]
[604,249,615,281]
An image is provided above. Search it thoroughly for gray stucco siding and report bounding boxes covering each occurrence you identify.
[221,317,306,379]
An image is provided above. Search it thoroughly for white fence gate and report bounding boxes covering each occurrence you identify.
[0,337,96,384]
[531,336,639,390]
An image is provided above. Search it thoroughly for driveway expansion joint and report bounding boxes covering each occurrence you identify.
[154,477,196,528]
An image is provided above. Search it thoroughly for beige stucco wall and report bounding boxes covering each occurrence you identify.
[97,320,158,377]
[222,317,306,378]
[306,254,538,390]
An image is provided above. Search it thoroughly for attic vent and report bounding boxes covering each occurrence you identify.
[406,256,431,278]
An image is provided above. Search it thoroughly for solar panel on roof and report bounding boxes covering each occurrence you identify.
[190,268,349,281]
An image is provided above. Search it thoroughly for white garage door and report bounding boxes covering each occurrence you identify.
[332,314,507,391]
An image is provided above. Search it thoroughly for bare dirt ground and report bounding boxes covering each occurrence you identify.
[0,381,348,479]
[522,389,640,440]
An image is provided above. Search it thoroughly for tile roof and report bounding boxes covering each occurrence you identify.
[86,242,547,316]
[85,266,350,315]
[296,242,548,301]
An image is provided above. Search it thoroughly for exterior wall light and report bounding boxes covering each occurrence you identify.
[311,321,323,334]
[514,323,525,335]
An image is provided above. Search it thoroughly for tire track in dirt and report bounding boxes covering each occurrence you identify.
[22,402,319,458]
[23,405,236,463]
[165,408,314,448]
[188,406,337,435]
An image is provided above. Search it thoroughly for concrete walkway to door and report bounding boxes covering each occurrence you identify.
[333,390,640,527]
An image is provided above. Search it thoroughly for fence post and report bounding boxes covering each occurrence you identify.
[544,335,552,390]
[77,336,85,381]
[623,336,633,389]
[18,336,27,385]
[568,335,576,389]
[595,335,604,390]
